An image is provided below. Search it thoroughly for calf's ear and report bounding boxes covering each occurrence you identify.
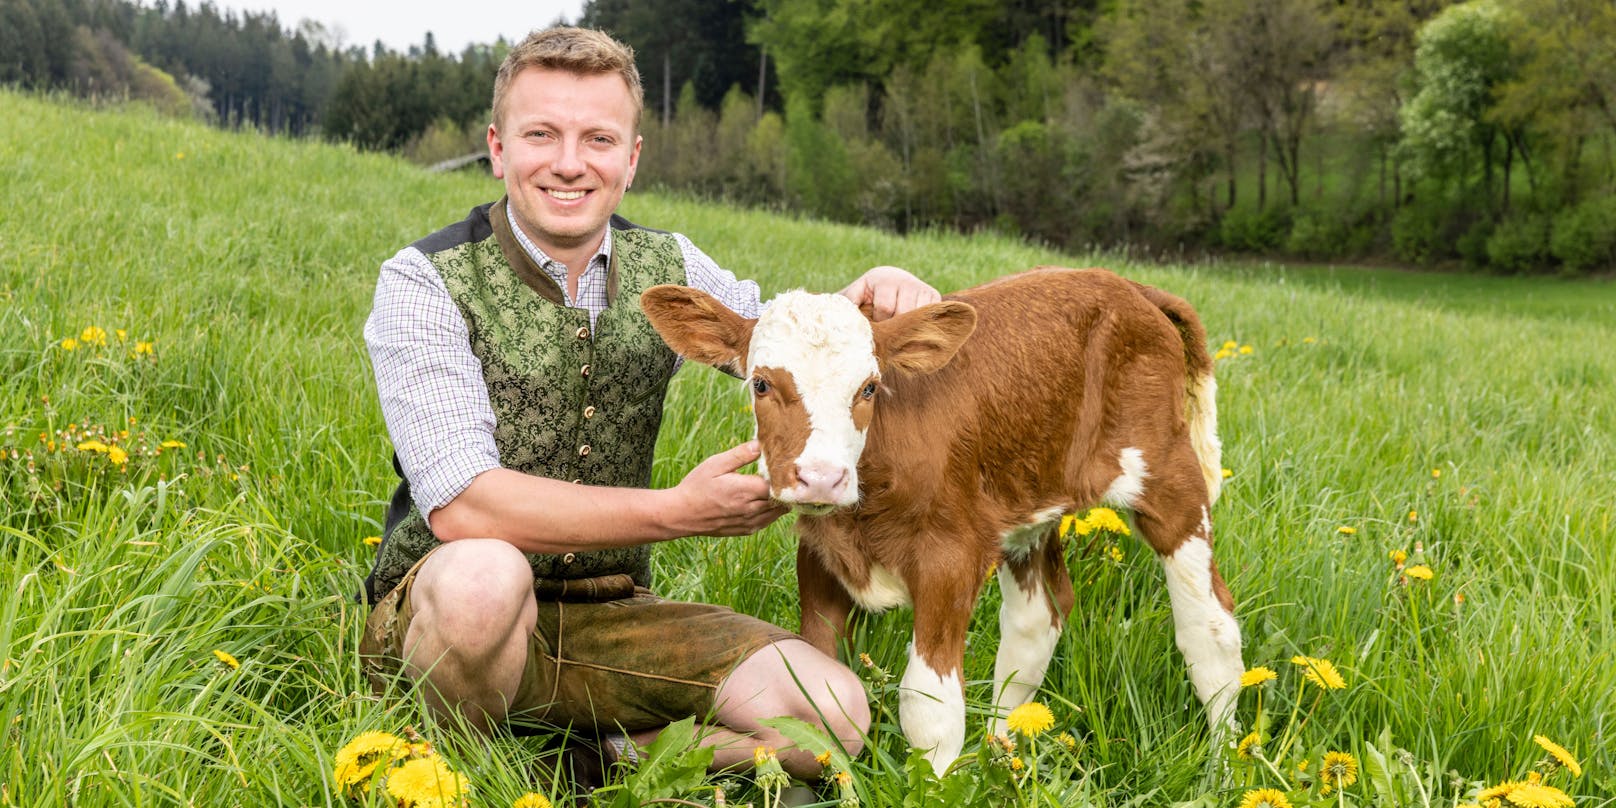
[871,301,977,376]
[641,285,754,374]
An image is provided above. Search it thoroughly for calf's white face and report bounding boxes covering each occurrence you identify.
[640,284,978,513]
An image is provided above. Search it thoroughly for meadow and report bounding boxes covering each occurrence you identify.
[1,90,1612,807]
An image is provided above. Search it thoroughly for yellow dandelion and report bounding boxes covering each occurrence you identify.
[363,536,382,547]
[1056,732,1077,752]
[1501,783,1574,808]
[134,341,154,355]
[1222,340,1238,350]
[116,329,127,342]
[1290,656,1347,690]
[61,337,80,351]
[1107,545,1124,562]
[1408,510,1418,522]
[513,794,553,808]
[1085,507,1130,536]
[1390,549,1408,566]
[1320,751,1358,790]
[1532,735,1581,778]
[1239,345,1253,355]
[1009,756,1025,771]
[1215,349,1234,361]
[834,770,852,787]
[1238,788,1293,808]
[815,750,833,769]
[1236,731,1262,759]
[175,151,186,159]
[1296,759,1310,772]
[1404,565,1433,581]
[81,326,108,346]
[333,731,407,792]
[1060,514,1077,535]
[1480,780,1526,801]
[385,756,467,806]
[77,440,109,453]
[1222,467,1234,479]
[1303,337,1317,344]
[1005,702,1055,736]
[1240,666,1278,688]
[858,652,874,668]
[753,745,776,767]
[108,445,128,465]
[161,440,186,449]
[1432,468,1442,478]
[212,649,240,669]
[1337,526,1357,535]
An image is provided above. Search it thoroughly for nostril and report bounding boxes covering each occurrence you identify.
[794,461,847,493]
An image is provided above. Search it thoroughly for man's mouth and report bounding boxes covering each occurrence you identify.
[546,189,588,201]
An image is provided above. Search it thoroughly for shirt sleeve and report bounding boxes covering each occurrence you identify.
[364,247,501,526]
[674,233,764,317]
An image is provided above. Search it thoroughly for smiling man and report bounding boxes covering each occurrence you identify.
[358,26,938,785]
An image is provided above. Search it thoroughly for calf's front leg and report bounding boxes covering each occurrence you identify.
[797,540,854,657]
[900,570,977,775]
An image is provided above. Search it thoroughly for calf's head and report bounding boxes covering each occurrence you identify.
[643,285,976,513]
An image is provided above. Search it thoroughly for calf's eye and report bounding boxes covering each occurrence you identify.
[860,381,878,400]
[752,377,770,396]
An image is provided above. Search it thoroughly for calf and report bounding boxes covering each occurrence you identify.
[642,268,1242,774]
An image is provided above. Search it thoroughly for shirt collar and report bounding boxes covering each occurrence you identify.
[504,203,612,282]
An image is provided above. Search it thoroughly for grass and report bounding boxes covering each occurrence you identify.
[2,90,1613,807]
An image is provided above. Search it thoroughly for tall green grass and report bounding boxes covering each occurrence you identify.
[2,91,1612,806]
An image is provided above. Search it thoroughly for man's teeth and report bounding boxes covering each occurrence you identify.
[547,189,586,200]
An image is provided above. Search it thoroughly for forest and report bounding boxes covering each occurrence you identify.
[5,0,1614,273]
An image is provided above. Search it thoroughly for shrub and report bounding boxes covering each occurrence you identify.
[1550,196,1616,274]
[1391,201,1450,264]
[1216,206,1293,252]
[1485,213,1551,272]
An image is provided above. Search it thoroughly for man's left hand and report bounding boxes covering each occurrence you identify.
[838,265,941,321]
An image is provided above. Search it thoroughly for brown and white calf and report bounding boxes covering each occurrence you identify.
[643,267,1242,773]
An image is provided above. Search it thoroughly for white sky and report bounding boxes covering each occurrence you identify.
[199,0,587,54]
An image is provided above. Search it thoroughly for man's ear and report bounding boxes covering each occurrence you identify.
[641,285,754,374]
[870,301,977,376]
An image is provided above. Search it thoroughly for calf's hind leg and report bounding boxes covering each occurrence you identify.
[1125,445,1244,735]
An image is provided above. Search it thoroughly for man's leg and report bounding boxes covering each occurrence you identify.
[622,639,870,779]
[402,539,538,733]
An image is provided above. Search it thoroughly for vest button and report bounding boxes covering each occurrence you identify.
[562,552,576,564]
[579,444,591,457]
[580,363,591,377]
[575,326,589,340]
[583,406,596,419]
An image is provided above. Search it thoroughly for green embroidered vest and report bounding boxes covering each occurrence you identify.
[363,198,686,604]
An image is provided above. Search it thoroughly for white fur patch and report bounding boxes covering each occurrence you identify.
[1188,373,1223,504]
[749,292,880,506]
[1102,447,1150,507]
[1159,537,1243,734]
[989,565,1063,737]
[898,643,966,775]
[998,506,1064,560]
[846,563,911,612]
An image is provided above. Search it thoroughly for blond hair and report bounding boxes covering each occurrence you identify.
[491,27,643,130]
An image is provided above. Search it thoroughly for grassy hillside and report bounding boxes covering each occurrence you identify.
[1,91,1612,807]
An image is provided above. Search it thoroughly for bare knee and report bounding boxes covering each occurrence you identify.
[720,640,871,757]
[409,539,535,658]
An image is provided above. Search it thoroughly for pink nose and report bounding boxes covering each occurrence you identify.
[794,460,848,503]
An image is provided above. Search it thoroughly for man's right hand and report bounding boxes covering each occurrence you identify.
[668,441,789,537]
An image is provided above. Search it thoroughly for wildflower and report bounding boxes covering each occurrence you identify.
[1084,507,1130,536]
[333,731,407,795]
[1106,545,1124,562]
[213,649,240,669]
[1215,348,1234,361]
[1240,666,1278,688]
[81,326,108,346]
[175,151,186,159]
[1479,780,1527,801]
[77,440,109,453]
[134,341,154,356]
[858,653,874,668]
[108,445,128,465]
[1222,340,1238,350]
[1405,565,1433,581]
[1239,345,1253,355]
[1238,788,1293,808]
[161,440,186,449]
[1005,702,1055,736]
[833,769,858,808]
[1337,526,1357,535]
[116,329,127,342]
[1056,732,1077,752]
[1009,756,1024,771]
[834,770,852,787]
[1320,751,1358,791]
[1432,468,1442,478]
[1500,782,1574,808]
[752,745,790,793]
[1290,656,1347,690]
[1222,468,1233,479]
[752,745,775,768]
[1303,337,1316,344]
[815,750,833,769]
[61,337,80,351]
[1236,731,1262,759]
[1390,549,1408,567]
[1532,735,1581,777]
[513,794,552,808]
[363,536,382,547]
[1408,510,1418,522]
[386,756,468,806]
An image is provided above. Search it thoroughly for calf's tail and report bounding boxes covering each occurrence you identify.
[1130,281,1223,505]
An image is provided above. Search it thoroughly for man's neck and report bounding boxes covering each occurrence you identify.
[513,218,606,300]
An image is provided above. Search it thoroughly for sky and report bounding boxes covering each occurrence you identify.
[200,0,588,54]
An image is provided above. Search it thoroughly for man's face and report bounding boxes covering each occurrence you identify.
[488,67,641,257]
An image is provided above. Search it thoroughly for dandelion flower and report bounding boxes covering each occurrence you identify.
[1236,731,1262,759]
[363,536,382,547]
[1239,345,1253,355]
[1479,780,1527,801]
[1107,545,1124,562]
[1222,340,1238,351]
[61,337,80,351]
[332,731,406,793]
[1408,510,1418,522]
[77,440,109,453]
[1005,702,1055,736]
[134,341,154,355]
[1405,565,1433,581]
[1432,468,1442,478]
[513,794,552,808]
[1532,735,1581,778]
[1337,526,1357,535]
[1501,782,1575,808]
[1240,667,1278,688]
[213,649,240,669]
[1303,337,1316,344]
[1238,788,1293,808]
[1222,468,1234,479]
[753,745,776,768]
[1290,656,1346,690]
[815,750,833,769]
[834,770,852,787]
[160,440,186,449]
[1056,732,1077,752]
[108,445,128,465]
[81,326,108,346]
[858,653,874,668]
[1390,549,1408,566]
[1009,756,1024,771]
[386,756,468,806]
[1320,751,1358,790]
[1085,507,1130,536]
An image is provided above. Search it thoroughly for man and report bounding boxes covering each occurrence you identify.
[358,26,939,781]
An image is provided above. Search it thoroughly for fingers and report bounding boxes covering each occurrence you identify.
[698,440,762,476]
[840,266,940,321]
